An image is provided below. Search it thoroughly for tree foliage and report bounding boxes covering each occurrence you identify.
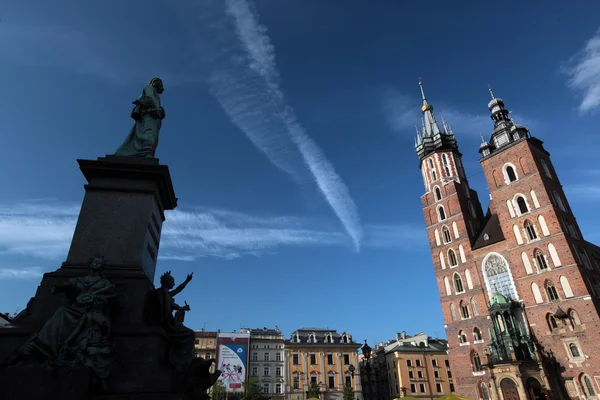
[307,382,321,399]
[343,383,355,400]
[241,378,268,400]
[212,380,227,400]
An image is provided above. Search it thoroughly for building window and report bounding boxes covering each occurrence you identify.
[327,354,334,365]
[516,196,529,214]
[569,310,582,328]
[293,334,300,343]
[442,154,451,176]
[308,333,316,343]
[328,375,335,389]
[276,352,281,361]
[535,250,549,271]
[205,352,211,360]
[453,273,464,293]
[263,367,270,377]
[471,352,482,372]
[264,353,269,361]
[449,383,455,392]
[569,343,581,358]
[252,367,258,376]
[407,360,412,367]
[410,383,416,393]
[480,383,490,400]
[434,370,440,378]
[434,186,442,201]
[473,327,482,341]
[325,333,333,343]
[293,375,300,389]
[505,165,518,183]
[409,370,414,379]
[442,226,451,243]
[417,370,423,379]
[483,253,518,301]
[445,359,450,368]
[447,370,452,378]
[448,249,458,267]
[310,375,317,384]
[419,383,426,393]
[432,359,438,367]
[546,281,560,301]
[460,300,470,319]
[541,159,552,179]
[252,352,258,361]
[344,354,350,365]
[416,359,422,367]
[581,374,596,396]
[293,354,299,365]
[275,384,282,394]
[342,334,349,343]
[310,354,316,365]
[436,383,442,393]
[438,205,447,221]
[524,220,537,241]
[262,384,269,394]
[458,330,467,344]
[276,367,282,377]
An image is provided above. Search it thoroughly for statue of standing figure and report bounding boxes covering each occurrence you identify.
[115,78,166,158]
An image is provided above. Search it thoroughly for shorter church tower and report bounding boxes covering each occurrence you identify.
[416,85,600,400]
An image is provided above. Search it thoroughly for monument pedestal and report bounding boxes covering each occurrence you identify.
[0,156,184,400]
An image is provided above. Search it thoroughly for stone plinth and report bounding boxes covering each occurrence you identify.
[65,155,177,282]
[0,156,184,399]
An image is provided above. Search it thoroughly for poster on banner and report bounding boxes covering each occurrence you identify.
[216,332,250,399]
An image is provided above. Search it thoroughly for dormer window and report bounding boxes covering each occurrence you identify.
[341,334,349,343]
[308,333,317,343]
[292,334,300,343]
[324,333,333,343]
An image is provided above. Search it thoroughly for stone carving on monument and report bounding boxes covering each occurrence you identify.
[8,256,119,391]
[0,78,221,400]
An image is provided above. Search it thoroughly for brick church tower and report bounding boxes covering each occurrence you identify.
[415,82,600,400]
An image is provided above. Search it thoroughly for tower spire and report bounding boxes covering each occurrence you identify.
[488,84,495,99]
[417,79,441,136]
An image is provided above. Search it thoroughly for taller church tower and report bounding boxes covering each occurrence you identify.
[416,84,600,400]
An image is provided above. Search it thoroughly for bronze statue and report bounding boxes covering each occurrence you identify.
[9,257,119,389]
[144,271,195,371]
[115,77,165,158]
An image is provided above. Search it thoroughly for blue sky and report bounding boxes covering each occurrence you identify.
[1,0,599,345]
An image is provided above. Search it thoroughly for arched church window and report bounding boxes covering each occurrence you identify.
[534,250,549,271]
[442,154,451,177]
[471,351,482,372]
[434,186,442,201]
[545,281,560,301]
[458,330,467,343]
[437,206,446,221]
[569,343,581,358]
[448,249,458,267]
[442,226,451,243]
[459,300,469,319]
[524,220,538,241]
[569,309,581,328]
[453,273,464,294]
[546,313,558,330]
[504,165,518,183]
[482,253,517,300]
[429,159,437,181]
[516,196,529,214]
[541,159,552,179]
[479,383,490,400]
[581,374,596,396]
[473,327,482,341]
[552,190,566,212]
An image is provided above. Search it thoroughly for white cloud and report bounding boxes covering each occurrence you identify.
[0,267,44,280]
[188,0,363,250]
[381,87,417,133]
[563,28,600,113]
[0,200,415,262]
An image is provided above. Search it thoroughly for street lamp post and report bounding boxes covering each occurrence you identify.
[361,341,372,400]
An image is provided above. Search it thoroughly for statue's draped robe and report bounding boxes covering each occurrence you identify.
[22,275,118,378]
[145,287,195,371]
[115,85,165,158]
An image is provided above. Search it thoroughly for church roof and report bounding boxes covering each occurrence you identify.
[472,213,505,250]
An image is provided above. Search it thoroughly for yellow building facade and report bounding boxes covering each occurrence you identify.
[286,328,363,400]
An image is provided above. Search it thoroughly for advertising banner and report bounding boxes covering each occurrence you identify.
[216,332,250,399]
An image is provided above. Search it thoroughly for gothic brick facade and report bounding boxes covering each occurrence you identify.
[415,83,600,400]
